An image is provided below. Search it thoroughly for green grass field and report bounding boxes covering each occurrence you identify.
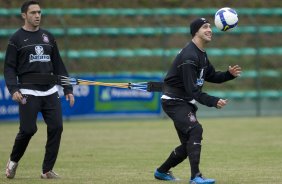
[0,117,282,184]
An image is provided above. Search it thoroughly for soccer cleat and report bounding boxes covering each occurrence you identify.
[190,175,215,184]
[40,170,60,179]
[6,159,18,179]
[154,169,180,181]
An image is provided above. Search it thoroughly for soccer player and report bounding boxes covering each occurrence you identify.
[4,0,75,179]
[153,18,241,184]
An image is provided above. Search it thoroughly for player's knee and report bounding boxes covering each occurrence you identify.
[168,144,187,167]
[189,124,203,142]
[17,127,38,139]
[185,124,203,155]
[173,144,187,160]
[48,124,63,134]
[25,127,38,136]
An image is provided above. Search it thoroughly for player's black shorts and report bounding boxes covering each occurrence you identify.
[161,99,201,143]
[19,92,63,133]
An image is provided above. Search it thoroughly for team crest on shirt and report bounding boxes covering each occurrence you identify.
[42,33,49,43]
[35,45,44,55]
[188,112,197,123]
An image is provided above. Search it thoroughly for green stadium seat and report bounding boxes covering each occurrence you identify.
[0,9,19,16]
[134,49,153,57]
[1,48,282,60]
[260,90,281,99]
[229,91,248,100]
[241,70,280,78]
[208,90,282,100]
[0,28,16,37]
[208,91,229,99]
[116,49,135,57]
[237,8,282,15]
[243,91,258,99]
[0,52,4,59]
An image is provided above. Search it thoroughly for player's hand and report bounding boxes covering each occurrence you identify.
[12,91,23,103]
[217,99,228,109]
[65,93,75,107]
[229,65,242,77]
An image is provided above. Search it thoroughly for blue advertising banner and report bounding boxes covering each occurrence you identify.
[0,79,19,120]
[0,74,162,121]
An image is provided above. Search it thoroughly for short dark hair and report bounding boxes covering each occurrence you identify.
[21,0,40,13]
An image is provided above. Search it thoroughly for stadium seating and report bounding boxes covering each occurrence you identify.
[1,47,282,60]
[0,8,281,101]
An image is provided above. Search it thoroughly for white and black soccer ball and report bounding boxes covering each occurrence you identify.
[214,7,238,31]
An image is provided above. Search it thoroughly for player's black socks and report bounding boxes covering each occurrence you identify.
[186,141,202,179]
[157,144,187,173]
[186,125,203,179]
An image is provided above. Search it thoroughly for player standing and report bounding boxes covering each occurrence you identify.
[4,0,74,179]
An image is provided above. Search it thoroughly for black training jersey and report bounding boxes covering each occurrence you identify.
[4,28,72,95]
[164,41,235,107]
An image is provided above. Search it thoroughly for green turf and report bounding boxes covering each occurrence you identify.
[0,117,282,184]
